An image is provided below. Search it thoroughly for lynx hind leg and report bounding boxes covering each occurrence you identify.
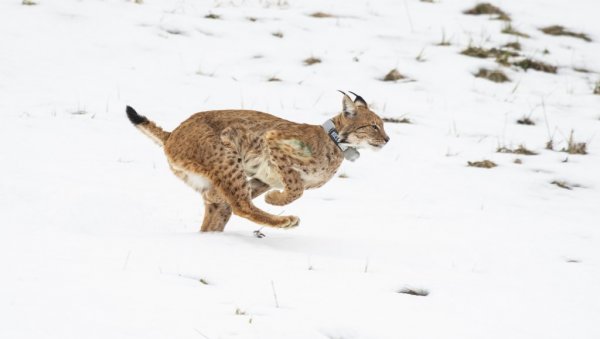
[207,160,299,229]
[200,189,232,232]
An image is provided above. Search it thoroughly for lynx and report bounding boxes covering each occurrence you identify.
[126,91,389,232]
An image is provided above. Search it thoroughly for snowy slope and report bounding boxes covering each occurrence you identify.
[1,0,599,338]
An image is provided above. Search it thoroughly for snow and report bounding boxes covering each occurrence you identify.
[1,0,599,338]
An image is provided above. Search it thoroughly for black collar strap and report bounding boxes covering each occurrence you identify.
[322,119,360,162]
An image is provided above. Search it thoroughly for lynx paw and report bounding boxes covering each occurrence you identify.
[281,216,300,228]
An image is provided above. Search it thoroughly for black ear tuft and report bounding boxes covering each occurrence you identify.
[348,91,368,108]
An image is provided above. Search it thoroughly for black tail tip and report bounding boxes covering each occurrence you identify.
[126,105,148,125]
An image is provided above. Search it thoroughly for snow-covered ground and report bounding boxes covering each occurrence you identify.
[1,0,599,338]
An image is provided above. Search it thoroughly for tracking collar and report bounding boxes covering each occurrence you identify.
[322,119,360,162]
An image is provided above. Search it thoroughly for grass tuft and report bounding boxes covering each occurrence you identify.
[267,76,282,82]
[461,46,518,63]
[594,81,600,95]
[383,68,406,81]
[205,13,220,19]
[383,117,411,124]
[398,287,429,296]
[551,180,573,190]
[516,116,535,125]
[467,160,497,168]
[497,145,537,155]
[22,0,37,5]
[540,25,592,42]
[513,59,557,74]
[310,12,334,18]
[502,23,530,38]
[303,57,321,66]
[463,3,510,21]
[503,41,521,50]
[271,31,284,38]
[561,131,587,155]
[475,68,510,83]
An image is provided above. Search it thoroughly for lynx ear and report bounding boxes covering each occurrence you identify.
[348,91,368,108]
[338,90,357,118]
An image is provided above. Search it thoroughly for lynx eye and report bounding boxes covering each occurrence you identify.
[371,124,379,130]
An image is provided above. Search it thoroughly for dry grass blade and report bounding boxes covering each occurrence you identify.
[551,181,572,190]
[205,13,220,19]
[540,25,592,42]
[475,68,510,83]
[398,287,429,296]
[467,160,497,168]
[463,3,510,21]
[267,76,282,82]
[383,68,406,81]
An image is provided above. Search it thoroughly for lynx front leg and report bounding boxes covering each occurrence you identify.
[264,132,305,206]
[264,168,303,206]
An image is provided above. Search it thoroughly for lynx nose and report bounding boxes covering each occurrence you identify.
[384,136,390,143]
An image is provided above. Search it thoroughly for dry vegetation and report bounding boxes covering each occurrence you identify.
[204,13,220,19]
[383,69,406,81]
[516,116,535,125]
[540,25,592,42]
[22,0,37,5]
[310,12,334,18]
[561,131,587,155]
[267,76,281,82]
[383,117,411,124]
[503,41,521,50]
[475,68,510,83]
[551,180,578,190]
[398,287,429,296]
[497,145,537,155]
[502,23,530,38]
[303,57,321,66]
[464,3,510,21]
[513,58,557,74]
[594,81,600,95]
[271,31,284,38]
[468,160,497,168]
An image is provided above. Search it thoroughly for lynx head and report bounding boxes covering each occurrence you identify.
[335,91,390,150]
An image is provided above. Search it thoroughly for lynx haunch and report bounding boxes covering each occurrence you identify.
[126,91,389,232]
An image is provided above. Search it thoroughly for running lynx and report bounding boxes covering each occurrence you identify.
[126,91,389,232]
